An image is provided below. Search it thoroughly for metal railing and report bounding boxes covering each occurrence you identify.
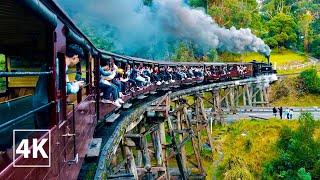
[0,101,54,129]
[0,71,53,77]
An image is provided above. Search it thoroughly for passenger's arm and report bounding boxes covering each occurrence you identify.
[104,70,116,81]
[66,81,82,94]
[100,66,112,76]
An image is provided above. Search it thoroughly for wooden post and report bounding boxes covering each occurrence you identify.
[224,89,230,109]
[263,86,269,106]
[125,146,138,179]
[259,85,264,107]
[252,85,257,106]
[245,84,252,107]
[229,87,236,114]
[167,116,187,180]
[242,86,247,106]
[177,107,187,172]
[199,98,215,156]
[195,95,203,155]
[136,151,143,167]
[152,128,162,166]
[213,89,222,124]
[142,135,151,170]
[235,86,240,107]
[159,122,170,180]
[183,106,205,176]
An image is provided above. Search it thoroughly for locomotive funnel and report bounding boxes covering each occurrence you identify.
[266,55,270,65]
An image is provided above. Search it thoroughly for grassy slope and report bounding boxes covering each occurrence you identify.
[271,93,320,107]
[220,49,310,75]
[201,119,320,179]
[220,49,308,65]
[269,75,320,107]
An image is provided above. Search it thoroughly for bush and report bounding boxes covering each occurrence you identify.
[298,168,312,180]
[223,156,254,180]
[299,68,320,94]
[270,79,290,100]
[295,77,309,96]
[310,36,320,58]
[263,113,320,179]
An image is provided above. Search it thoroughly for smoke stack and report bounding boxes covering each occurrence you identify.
[266,55,270,65]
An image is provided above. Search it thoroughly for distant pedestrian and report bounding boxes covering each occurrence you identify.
[289,109,293,119]
[285,108,290,119]
[272,107,277,117]
[278,107,283,119]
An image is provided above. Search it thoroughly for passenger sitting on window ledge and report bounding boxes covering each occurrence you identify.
[99,65,124,107]
[65,44,85,94]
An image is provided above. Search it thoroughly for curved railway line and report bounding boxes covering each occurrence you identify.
[89,76,275,179]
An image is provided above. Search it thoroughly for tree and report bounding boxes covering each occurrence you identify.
[261,0,292,20]
[208,0,261,31]
[299,11,313,52]
[309,35,320,58]
[207,49,218,62]
[172,43,196,62]
[299,68,320,94]
[265,13,297,51]
[311,18,320,37]
[189,0,207,11]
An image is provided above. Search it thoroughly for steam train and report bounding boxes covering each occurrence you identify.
[0,0,276,179]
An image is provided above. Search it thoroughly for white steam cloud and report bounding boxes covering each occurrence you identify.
[56,0,271,59]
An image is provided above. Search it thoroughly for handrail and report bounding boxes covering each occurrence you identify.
[0,94,32,105]
[67,102,77,163]
[66,70,89,74]
[0,71,53,77]
[82,83,90,88]
[0,101,54,129]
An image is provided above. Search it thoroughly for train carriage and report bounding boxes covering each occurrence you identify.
[0,1,98,179]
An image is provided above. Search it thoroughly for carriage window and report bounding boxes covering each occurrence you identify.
[8,56,42,89]
[0,55,51,155]
[0,54,7,94]
[80,58,90,97]
[66,54,89,111]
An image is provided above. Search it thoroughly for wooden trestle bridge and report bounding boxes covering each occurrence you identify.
[90,76,274,180]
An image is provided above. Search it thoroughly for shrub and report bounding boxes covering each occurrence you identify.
[263,113,320,179]
[223,156,254,180]
[270,79,290,100]
[299,68,320,94]
[298,168,312,180]
[310,36,320,59]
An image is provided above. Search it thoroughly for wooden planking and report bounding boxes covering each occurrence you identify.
[87,138,102,157]
[105,113,120,123]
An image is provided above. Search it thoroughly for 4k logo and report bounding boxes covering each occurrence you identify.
[13,129,51,167]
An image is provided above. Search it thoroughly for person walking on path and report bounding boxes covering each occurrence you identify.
[278,107,283,119]
[272,107,277,118]
[285,108,290,119]
[289,109,294,119]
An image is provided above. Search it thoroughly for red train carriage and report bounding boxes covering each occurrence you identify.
[0,1,98,179]
[204,63,225,82]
